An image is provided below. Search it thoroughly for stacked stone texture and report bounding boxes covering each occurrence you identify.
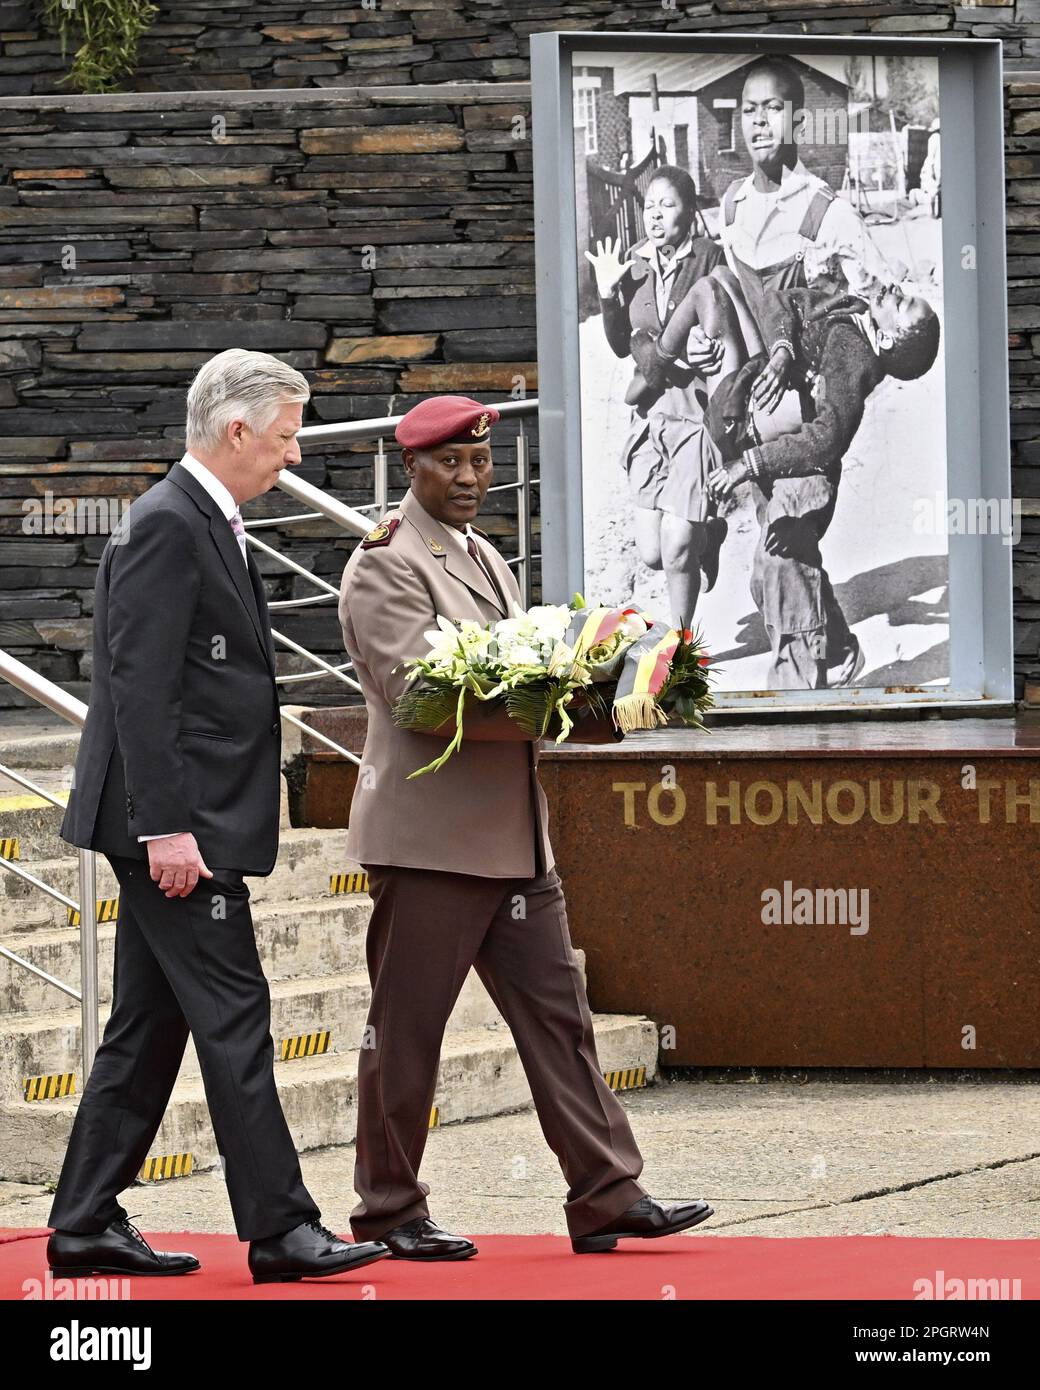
[0,2,1037,702]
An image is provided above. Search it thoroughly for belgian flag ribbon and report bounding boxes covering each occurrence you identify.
[564,605,687,734]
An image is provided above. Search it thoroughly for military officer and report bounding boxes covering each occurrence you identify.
[337,394,714,1258]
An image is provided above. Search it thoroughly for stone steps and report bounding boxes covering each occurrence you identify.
[0,724,661,1187]
[0,1014,659,1184]
[1,895,372,1017]
[0,789,72,864]
[0,728,80,774]
[0,826,357,931]
[1,953,546,1099]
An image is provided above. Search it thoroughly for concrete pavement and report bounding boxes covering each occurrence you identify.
[2,1072,1036,1240]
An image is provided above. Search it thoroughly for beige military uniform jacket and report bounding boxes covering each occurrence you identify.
[338,486,556,878]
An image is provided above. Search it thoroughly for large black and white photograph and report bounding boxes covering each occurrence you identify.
[0,2,1034,1334]
[571,47,946,693]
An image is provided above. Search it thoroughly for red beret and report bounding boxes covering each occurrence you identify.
[394,395,500,450]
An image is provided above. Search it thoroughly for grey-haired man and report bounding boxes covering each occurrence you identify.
[47,350,389,1284]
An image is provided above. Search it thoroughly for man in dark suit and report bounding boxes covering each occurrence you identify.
[47,349,389,1284]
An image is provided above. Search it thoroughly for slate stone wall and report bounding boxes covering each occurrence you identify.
[3,2,1040,95]
[0,85,537,707]
[0,3,1038,704]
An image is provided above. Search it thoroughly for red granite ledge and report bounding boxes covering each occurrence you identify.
[543,718,1040,759]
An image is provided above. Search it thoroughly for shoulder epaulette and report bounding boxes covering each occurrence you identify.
[360,516,401,549]
[798,185,837,244]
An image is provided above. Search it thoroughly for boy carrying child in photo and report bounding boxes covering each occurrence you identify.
[625,258,940,687]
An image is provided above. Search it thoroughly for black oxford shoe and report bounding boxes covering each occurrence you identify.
[572,1196,714,1253]
[380,1217,478,1261]
[47,1217,200,1277]
[248,1219,389,1284]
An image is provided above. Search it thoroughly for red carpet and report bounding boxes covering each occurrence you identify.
[2,1228,1037,1300]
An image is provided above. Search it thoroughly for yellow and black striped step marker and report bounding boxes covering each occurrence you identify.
[428,1106,440,1129]
[67,897,119,928]
[0,837,19,860]
[329,871,369,896]
[603,1066,647,1093]
[279,1029,330,1062]
[24,1073,75,1102]
[139,1153,193,1182]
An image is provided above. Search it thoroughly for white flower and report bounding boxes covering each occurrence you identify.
[546,640,577,676]
[494,617,534,646]
[525,604,572,643]
[504,643,541,667]
[422,616,463,658]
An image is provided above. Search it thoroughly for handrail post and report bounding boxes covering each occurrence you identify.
[375,436,388,518]
[77,849,99,1080]
[516,420,531,608]
[0,396,538,1075]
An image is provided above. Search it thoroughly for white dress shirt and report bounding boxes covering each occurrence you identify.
[442,519,501,595]
[720,158,896,289]
[442,518,477,551]
[442,517,494,575]
[631,233,700,321]
[139,453,247,844]
[180,452,248,569]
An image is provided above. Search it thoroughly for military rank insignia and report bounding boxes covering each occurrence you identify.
[361,516,401,549]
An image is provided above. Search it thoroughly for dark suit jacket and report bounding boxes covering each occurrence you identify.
[61,460,283,875]
[744,286,882,483]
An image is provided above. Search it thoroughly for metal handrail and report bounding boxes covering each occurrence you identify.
[244,510,324,529]
[0,854,79,912]
[0,762,68,809]
[0,942,82,1002]
[294,396,535,445]
[267,468,372,534]
[0,650,87,727]
[281,711,362,767]
[0,650,99,1077]
[269,629,363,696]
[245,530,340,620]
[256,397,538,683]
[278,663,351,683]
[0,396,539,1082]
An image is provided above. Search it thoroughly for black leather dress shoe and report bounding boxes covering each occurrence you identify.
[572,1196,714,1253]
[47,1217,200,1277]
[249,1219,389,1284]
[379,1217,477,1261]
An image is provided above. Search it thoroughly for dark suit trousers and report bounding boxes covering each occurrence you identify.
[350,863,648,1241]
[47,855,320,1242]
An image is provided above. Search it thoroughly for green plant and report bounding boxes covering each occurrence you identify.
[41,0,159,95]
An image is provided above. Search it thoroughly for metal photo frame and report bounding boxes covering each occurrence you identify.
[531,30,1013,711]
